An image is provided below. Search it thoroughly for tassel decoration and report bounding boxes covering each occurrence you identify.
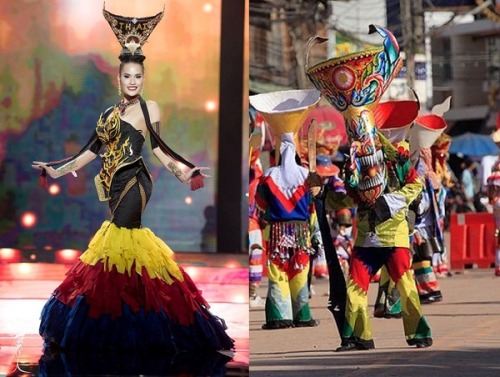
[39,169,48,189]
[190,170,204,191]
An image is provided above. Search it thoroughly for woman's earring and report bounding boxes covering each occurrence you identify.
[141,87,144,96]
[118,81,121,96]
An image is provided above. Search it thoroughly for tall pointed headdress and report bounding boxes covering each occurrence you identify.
[103,3,164,61]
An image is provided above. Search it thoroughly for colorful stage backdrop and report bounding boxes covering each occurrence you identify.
[0,0,222,255]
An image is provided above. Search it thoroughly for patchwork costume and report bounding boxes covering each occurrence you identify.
[306,25,432,350]
[371,99,422,319]
[251,90,324,329]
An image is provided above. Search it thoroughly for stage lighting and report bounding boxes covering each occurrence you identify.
[185,196,193,205]
[233,294,247,304]
[55,249,82,264]
[184,266,199,279]
[17,263,33,275]
[0,248,22,263]
[203,3,213,13]
[204,100,217,112]
[48,183,61,195]
[224,261,240,269]
[20,211,37,228]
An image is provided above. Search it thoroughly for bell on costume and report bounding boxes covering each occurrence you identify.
[306,24,402,205]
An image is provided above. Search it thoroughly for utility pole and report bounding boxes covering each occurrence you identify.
[400,0,424,93]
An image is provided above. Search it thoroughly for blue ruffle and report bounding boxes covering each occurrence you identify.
[38,346,232,377]
[39,295,234,351]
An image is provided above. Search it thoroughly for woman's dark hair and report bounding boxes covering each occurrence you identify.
[119,53,145,74]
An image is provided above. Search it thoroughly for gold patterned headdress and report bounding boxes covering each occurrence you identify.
[103,3,164,61]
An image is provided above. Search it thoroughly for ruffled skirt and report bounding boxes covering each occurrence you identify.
[39,220,235,351]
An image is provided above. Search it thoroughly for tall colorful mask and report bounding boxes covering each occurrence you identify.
[306,25,402,205]
[249,89,321,164]
[431,133,453,188]
[411,96,452,188]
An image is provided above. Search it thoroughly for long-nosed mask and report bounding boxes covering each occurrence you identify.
[306,25,402,205]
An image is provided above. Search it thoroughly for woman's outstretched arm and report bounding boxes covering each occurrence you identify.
[32,150,98,179]
[152,147,209,184]
[147,100,210,185]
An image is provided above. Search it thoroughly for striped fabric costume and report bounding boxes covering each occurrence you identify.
[409,106,451,303]
[256,133,323,329]
[412,154,444,303]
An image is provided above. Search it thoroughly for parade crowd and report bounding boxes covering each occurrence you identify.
[247,24,500,352]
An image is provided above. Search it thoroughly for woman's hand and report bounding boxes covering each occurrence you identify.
[184,167,211,183]
[32,161,60,178]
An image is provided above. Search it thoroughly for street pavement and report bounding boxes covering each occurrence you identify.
[250,268,500,377]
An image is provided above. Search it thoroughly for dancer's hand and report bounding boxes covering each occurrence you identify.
[309,186,322,197]
[185,167,211,182]
[32,161,59,178]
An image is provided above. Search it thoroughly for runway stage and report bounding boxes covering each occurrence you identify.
[0,254,249,376]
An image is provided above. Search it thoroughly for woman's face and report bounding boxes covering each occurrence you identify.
[118,63,144,99]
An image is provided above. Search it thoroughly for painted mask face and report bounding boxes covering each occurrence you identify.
[307,25,402,205]
[431,143,449,172]
[431,138,452,187]
[346,109,385,204]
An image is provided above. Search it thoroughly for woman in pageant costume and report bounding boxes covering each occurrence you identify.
[31,6,234,353]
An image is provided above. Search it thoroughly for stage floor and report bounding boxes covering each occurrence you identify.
[0,254,249,376]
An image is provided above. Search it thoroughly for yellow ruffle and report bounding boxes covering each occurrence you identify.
[80,221,184,284]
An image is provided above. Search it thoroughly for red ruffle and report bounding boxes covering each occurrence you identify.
[54,261,209,326]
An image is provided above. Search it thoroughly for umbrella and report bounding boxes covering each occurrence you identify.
[299,105,348,149]
[449,132,500,157]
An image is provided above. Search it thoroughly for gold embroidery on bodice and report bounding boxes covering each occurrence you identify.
[94,107,142,201]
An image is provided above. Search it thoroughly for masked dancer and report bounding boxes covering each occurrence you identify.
[430,132,454,276]
[306,25,432,351]
[408,103,451,303]
[370,98,421,319]
[251,90,324,330]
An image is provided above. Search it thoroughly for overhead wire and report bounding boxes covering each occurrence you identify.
[249,0,498,90]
